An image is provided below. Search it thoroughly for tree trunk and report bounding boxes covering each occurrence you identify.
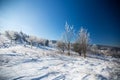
[68,51,70,56]
[62,48,64,53]
[68,42,70,55]
[24,42,26,47]
[37,43,39,48]
[83,50,86,58]
[31,42,32,49]
[11,40,12,44]
[79,51,81,56]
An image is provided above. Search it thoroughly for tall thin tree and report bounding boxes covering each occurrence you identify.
[63,22,74,55]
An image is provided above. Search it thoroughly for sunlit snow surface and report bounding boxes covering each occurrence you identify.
[0,46,120,80]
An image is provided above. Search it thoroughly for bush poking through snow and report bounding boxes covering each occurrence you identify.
[12,50,16,53]
[91,44,98,54]
[73,42,82,56]
[57,41,65,53]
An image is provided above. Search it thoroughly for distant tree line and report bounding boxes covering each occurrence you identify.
[4,31,49,48]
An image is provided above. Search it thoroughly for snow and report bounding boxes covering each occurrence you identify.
[0,45,120,80]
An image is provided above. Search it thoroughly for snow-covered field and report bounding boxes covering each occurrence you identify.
[0,45,120,80]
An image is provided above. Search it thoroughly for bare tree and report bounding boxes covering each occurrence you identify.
[63,22,74,55]
[78,27,90,58]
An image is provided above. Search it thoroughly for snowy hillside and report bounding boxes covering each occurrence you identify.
[0,45,120,80]
[0,32,120,80]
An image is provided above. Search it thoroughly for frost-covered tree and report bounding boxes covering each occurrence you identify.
[5,31,18,44]
[57,40,65,53]
[35,37,42,47]
[57,33,66,53]
[77,27,90,58]
[5,31,11,42]
[63,22,74,55]
[26,35,36,48]
[0,34,4,46]
[19,31,27,43]
[91,44,98,53]
[44,39,49,46]
[39,38,44,46]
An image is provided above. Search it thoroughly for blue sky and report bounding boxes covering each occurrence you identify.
[0,0,120,47]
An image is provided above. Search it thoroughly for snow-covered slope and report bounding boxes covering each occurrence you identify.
[0,45,120,80]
